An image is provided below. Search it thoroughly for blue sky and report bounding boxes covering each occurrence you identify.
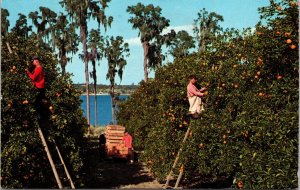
[2,0,270,85]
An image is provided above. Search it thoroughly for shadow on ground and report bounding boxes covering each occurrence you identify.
[88,159,156,188]
[81,137,157,189]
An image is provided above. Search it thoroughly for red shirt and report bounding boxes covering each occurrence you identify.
[122,133,132,149]
[27,66,45,88]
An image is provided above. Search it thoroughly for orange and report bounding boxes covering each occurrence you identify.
[49,106,53,110]
[12,66,16,70]
[23,175,29,180]
[276,31,280,35]
[284,32,291,37]
[199,143,205,149]
[258,92,264,97]
[286,39,292,44]
[237,180,244,188]
[257,57,263,65]
[290,44,297,49]
[223,141,227,144]
[22,100,28,104]
[256,71,261,75]
[277,6,282,10]
[290,1,296,6]
[256,31,263,35]
[277,75,283,80]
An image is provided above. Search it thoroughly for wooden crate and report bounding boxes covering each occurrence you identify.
[105,125,128,158]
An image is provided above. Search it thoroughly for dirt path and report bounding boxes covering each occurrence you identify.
[84,137,163,188]
[84,133,164,189]
[86,158,163,189]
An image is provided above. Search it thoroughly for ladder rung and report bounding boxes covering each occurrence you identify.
[55,163,64,168]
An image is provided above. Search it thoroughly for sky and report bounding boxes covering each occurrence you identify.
[1,0,270,85]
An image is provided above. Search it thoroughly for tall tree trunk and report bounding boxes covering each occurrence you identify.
[94,89,97,127]
[61,55,67,76]
[92,60,98,127]
[81,24,90,129]
[111,84,115,125]
[143,41,149,82]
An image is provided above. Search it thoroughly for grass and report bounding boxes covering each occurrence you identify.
[84,126,106,137]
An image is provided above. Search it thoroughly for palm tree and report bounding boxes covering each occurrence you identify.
[60,0,113,129]
[54,13,79,76]
[11,13,32,39]
[1,8,10,37]
[105,36,129,124]
[87,29,105,127]
[39,7,58,47]
[127,3,170,82]
[28,7,57,42]
[193,8,224,52]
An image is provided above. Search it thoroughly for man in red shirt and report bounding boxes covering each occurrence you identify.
[187,74,207,119]
[122,131,134,163]
[26,56,46,117]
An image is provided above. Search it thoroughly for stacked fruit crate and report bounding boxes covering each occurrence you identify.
[105,125,128,158]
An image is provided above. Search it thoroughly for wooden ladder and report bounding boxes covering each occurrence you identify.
[37,127,75,189]
[164,117,198,189]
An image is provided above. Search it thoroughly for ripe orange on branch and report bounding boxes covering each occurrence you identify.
[199,143,205,149]
[237,180,244,189]
[286,39,292,44]
[277,6,282,10]
[22,100,29,104]
[290,1,296,6]
[284,32,291,37]
[257,57,263,65]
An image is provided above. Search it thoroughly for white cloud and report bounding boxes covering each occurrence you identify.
[124,37,141,46]
[162,24,194,35]
[125,24,194,47]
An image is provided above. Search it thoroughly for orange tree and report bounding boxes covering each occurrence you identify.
[117,0,298,188]
[1,32,87,188]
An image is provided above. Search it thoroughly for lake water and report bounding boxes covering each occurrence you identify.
[80,95,128,126]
